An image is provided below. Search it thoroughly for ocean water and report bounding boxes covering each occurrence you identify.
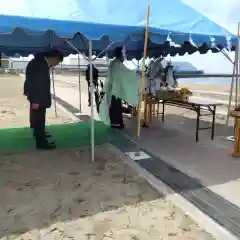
[179,77,232,85]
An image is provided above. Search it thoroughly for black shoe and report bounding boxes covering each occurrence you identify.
[111,124,124,130]
[36,142,56,150]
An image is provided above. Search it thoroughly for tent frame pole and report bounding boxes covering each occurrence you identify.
[218,48,234,64]
[65,39,117,62]
[226,23,240,127]
[77,53,82,113]
[64,41,84,115]
[92,41,117,60]
[51,67,58,117]
[64,40,116,163]
[89,40,95,162]
[106,53,110,66]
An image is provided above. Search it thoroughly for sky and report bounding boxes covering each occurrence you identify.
[126,0,239,73]
[1,0,239,73]
[172,0,239,73]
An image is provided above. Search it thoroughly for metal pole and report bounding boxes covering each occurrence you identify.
[217,48,234,65]
[65,40,115,63]
[226,44,238,126]
[93,41,116,61]
[77,53,82,113]
[226,23,240,142]
[51,67,58,117]
[89,40,95,162]
[106,53,110,66]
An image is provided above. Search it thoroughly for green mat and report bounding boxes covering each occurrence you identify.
[0,121,123,154]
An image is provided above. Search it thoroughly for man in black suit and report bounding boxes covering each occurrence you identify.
[24,50,63,150]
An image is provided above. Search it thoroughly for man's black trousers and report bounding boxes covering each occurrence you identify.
[30,106,46,145]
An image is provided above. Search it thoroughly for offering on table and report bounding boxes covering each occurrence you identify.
[180,87,192,101]
[180,87,192,95]
[172,87,192,101]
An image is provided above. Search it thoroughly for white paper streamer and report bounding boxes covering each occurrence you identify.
[209,36,216,48]
[189,33,198,48]
[122,45,127,61]
[226,36,232,52]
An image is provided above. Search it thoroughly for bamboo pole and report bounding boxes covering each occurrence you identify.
[226,23,240,126]
[235,23,240,108]
[238,33,240,106]
[137,5,150,140]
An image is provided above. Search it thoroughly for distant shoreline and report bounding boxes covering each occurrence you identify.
[179,77,232,85]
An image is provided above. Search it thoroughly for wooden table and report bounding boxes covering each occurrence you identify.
[158,98,222,142]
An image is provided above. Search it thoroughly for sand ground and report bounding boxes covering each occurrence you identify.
[179,82,230,92]
[0,146,214,240]
[0,74,75,128]
[0,74,214,239]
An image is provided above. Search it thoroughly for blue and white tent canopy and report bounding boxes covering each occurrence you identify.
[0,0,237,58]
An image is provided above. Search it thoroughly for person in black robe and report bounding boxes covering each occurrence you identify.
[24,50,63,150]
[108,47,124,129]
[85,64,100,112]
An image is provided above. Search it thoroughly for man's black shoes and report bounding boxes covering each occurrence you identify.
[36,141,56,150]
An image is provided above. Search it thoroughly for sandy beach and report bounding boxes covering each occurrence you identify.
[0,74,214,239]
[0,146,214,240]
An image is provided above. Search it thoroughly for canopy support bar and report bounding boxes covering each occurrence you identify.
[65,39,117,62]
[64,39,95,162]
[217,47,234,65]
[65,40,83,114]
[51,67,58,117]
[88,40,95,162]
[226,23,240,139]
[92,41,117,61]
[77,53,82,113]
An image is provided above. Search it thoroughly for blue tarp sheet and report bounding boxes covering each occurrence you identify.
[0,0,237,58]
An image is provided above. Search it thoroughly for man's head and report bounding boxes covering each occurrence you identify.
[45,50,64,67]
[113,47,123,62]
